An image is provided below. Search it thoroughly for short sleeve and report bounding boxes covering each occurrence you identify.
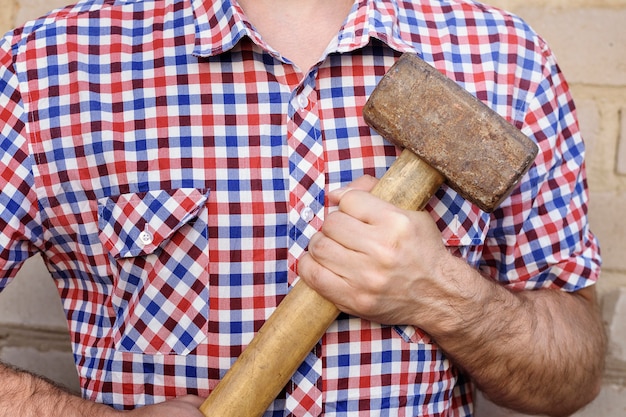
[0,34,42,290]
[480,38,600,293]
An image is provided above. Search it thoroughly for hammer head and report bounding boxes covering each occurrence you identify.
[363,53,538,213]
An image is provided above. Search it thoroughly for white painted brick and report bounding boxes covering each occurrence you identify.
[13,0,73,26]
[0,1,16,35]
[0,346,80,392]
[571,385,626,417]
[575,98,601,158]
[603,288,626,364]
[0,254,68,330]
[617,108,626,175]
[476,384,626,417]
[597,271,626,300]
[474,391,531,416]
[587,191,626,271]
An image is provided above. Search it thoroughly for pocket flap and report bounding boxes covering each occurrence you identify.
[97,188,210,258]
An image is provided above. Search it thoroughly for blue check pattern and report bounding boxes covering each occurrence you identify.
[0,0,600,415]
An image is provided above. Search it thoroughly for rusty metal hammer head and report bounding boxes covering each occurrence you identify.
[362,53,538,212]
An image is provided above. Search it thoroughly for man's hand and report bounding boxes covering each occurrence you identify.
[299,175,468,334]
[298,176,606,417]
[0,362,206,417]
[124,395,206,417]
[299,175,453,328]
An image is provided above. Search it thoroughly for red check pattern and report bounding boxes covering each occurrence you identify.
[0,0,600,415]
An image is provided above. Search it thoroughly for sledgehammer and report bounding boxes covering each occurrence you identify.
[199,53,538,416]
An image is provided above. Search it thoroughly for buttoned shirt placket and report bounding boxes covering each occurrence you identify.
[190,0,329,413]
[283,68,326,416]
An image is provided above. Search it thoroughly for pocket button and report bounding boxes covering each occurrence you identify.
[138,230,154,245]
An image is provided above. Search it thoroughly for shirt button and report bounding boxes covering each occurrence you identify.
[297,94,309,109]
[300,206,314,223]
[139,230,153,245]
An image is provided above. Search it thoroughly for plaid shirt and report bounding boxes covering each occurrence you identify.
[0,0,600,415]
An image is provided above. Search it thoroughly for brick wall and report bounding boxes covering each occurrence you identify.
[0,0,624,414]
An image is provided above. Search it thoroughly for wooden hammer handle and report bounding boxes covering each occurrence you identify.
[199,149,444,417]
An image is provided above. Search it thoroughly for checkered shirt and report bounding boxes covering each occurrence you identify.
[0,0,600,415]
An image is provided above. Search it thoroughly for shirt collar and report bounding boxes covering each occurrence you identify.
[191,0,251,56]
[191,0,418,58]
[336,0,418,55]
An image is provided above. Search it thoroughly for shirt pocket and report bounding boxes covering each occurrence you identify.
[97,188,210,355]
[394,191,491,345]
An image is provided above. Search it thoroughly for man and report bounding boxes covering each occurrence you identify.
[0,0,606,416]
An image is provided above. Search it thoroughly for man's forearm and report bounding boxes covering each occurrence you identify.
[0,362,116,417]
[425,256,606,417]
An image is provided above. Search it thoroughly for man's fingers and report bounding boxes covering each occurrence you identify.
[175,395,206,408]
[306,231,362,281]
[298,251,353,307]
[317,209,375,255]
[333,188,401,227]
[327,175,378,206]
